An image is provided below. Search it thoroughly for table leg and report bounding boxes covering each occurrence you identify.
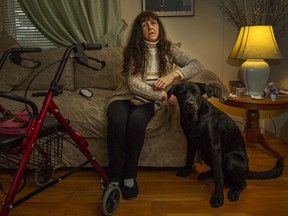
[245,110,259,143]
[245,109,283,159]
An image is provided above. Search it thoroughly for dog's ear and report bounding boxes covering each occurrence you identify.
[198,83,213,98]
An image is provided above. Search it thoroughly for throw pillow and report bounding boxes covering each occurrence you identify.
[0,31,35,92]
[14,47,75,91]
[74,47,124,91]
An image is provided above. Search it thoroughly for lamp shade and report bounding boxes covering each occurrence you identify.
[229,26,282,60]
[229,26,282,96]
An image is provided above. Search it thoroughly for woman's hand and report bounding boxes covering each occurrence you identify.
[153,71,180,90]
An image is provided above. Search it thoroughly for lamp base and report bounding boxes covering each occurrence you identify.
[240,59,270,96]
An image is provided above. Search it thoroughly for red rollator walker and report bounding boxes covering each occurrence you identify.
[0,44,121,216]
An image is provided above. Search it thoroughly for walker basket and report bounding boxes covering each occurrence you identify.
[0,116,64,185]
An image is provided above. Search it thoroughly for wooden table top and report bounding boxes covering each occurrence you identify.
[224,95,288,110]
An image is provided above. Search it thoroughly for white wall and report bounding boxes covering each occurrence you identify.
[120,0,288,143]
[266,25,288,142]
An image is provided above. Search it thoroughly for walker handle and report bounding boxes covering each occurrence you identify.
[83,43,102,50]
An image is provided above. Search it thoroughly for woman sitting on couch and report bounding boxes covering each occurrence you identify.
[106,10,204,200]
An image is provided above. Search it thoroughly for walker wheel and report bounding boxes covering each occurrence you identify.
[34,163,54,186]
[102,185,121,216]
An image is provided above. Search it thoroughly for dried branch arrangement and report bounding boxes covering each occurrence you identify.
[218,0,288,35]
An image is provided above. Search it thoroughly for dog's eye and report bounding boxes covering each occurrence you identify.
[180,90,187,95]
[191,89,198,95]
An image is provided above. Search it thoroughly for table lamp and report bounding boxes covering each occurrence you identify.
[229,25,282,96]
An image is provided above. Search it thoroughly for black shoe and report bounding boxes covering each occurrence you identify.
[121,178,138,200]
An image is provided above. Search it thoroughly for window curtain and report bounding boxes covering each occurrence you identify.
[17,0,127,47]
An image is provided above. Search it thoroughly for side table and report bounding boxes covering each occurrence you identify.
[224,95,288,159]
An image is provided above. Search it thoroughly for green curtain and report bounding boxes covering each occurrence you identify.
[18,0,127,47]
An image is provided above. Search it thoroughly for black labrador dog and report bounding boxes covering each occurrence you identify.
[168,82,284,208]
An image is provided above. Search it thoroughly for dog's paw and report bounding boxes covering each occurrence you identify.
[228,183,246,202]
[228,190,240,202]
[176,167,192,177]
[210,192,224,208]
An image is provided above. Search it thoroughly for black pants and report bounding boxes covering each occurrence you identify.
[107,100,154,182]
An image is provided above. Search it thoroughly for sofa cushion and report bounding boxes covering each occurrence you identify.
[1,88,171,140]
[0,90,97,137]
[14,47,75,91]
[56,88,173,139]
[75,47,124,90]
[0,31,36,92]
[55,88,113,138]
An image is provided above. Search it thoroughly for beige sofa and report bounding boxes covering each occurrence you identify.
[0,31,228,168]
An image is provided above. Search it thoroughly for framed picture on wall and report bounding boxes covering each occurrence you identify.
[142,0,194,17]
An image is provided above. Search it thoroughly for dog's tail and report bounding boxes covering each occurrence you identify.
[247,158,284,180]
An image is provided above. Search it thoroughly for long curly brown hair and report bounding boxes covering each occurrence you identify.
[122,11,172,77]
